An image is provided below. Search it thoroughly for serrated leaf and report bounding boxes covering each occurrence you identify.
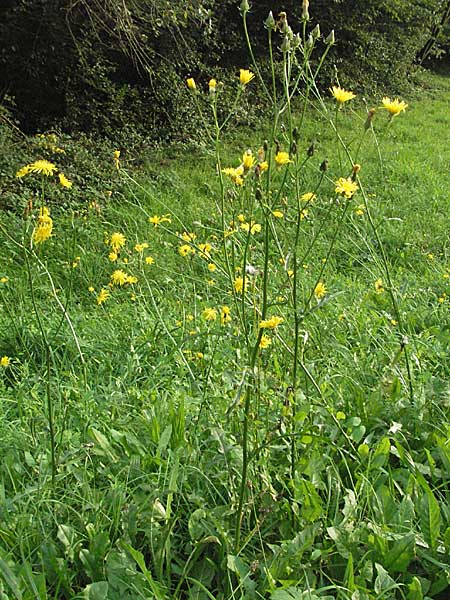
[419,491,441,551]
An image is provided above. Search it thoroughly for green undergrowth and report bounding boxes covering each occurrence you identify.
[0,69,449,599]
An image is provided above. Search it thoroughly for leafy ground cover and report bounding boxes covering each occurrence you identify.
[0,52,449,600]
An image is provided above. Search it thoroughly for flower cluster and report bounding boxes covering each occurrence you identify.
[32,206,53,245]
[16,160,72,188]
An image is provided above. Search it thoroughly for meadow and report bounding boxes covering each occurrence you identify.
[0,16,449,599]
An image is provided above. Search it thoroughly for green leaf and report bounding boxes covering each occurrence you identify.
[407,577,423,600]
[83,581,109,600]
[384,533,415,572]
[226,555,256,598]
[122,543,168,599]
[372,437,390,468]
[374,563,398,594]
[419,490,441,551]
[0,559,22,600]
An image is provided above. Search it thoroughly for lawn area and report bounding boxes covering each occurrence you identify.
[0,68,449,599]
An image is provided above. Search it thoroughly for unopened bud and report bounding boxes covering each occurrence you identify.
[264,11,276,30]
[263,140,269,152]
[290,141,297,156]
[351,164,361,180]
[364,108,376,130]
[292,127,299,142]
[239,0,250,14]
[311,24,321,40]
[255,188,262,200]
[305,34,314,51]
[307,143,315,157]
[277,12,288,34]
[302,0,310,20]
[275,139,281,153]
[320,159,329,172]
[292,33,302,50]
[325,30,335,45]
[281,35,291,53]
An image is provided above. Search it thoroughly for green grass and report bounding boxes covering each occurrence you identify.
[0,69,449,599]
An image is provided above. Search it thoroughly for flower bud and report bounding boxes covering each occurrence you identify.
[264,11,276,30]
[311,24,321,40]
[277,12,288,34]
[305,34,314,51]
[263,140,269,152]
[290,141,297,156]
[292,127,299,142]
[239,0,250,14]
[320,159,329,172]
[307,143,315,157]
[325,30,335,45]
[364,108,376,130]
[302,0,310,20]
[281,35,291,53]
[351,163,361,180]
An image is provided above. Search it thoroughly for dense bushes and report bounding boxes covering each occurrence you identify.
[0,0,448,139]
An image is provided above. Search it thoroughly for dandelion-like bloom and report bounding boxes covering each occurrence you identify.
[0,277,8,283]
[234,276,245,293]
[88,286,95,293]
[58,173,72,188]
[27,160,57,176]
[335,177,358,199]
[186,78,196,91]
[202,307,217,321]
[113,150,120,170]
[111,269,128,286]
[222,166,244,186]
[149,214,171,227]
[181,231,197,242]
[381,97,408,116]
[16,165,31,178]
[272,210,284,218]
[240,221,261,235]
[97,288,109,305]
[109,251,118,262]
[260,316,284,329]
[275,151,292,166]
[134,242,149,253]
[374,278,384,294]
[145,256,155,265]
[301,192,316,203]
[33,206,53,244]
[259,335,271,349]
[0,356,10,367]
[208,263,216,272]
[330,86,356,104]
[220,305,231,325]
[314,282,326,299]
[209,78,217,92]
[198,242,212,257]
[242,150,255,171]
[109,232,126,252]
[179,244,195,257]
[239,69,255,85]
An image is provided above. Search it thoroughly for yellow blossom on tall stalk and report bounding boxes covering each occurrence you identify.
[233,276,245,293]
[314,282,327,299]
[97,288,109,305]
[28,160,58,176]
[149,214,171,226]
[113,150,120,170]
[16,165,31,178]
[33,206,53,244]
[330,86,356,104]
[259,316,284,329]
[58,173,72,188]
[242,150,255,171]
[374,278,384,294]
[179,244,195,257]
[198,242,212,257]
[109,232,126,252]
[220,306,231,325]
[381,97,408,116]
[145,256,155,265]
[240,221,261,235]
[275,151,292,166]
[335,177,358,199]
[222,166,244,186]
[111,270,136,286]
[0,356,10,367]
[181,231,197,242]
[186,78,196,91]
[208,78,217,93]
[259,335,271,349]
[301,192,316,203]
[134,242,149,253]
[239,69,255,85]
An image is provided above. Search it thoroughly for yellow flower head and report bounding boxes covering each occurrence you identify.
[202,307,217,321]
[374,278,384,294]
[272,210,284,218]
[97,288,110,305]
[314,281,326,299]
[149,214,171,227]
[27,160,57,176]
[181,231,197,242]
[275,151,292,166]
[330,86,356,104]
[145,256,155,265]
[239,69,255,85]
[301,192,316,203]
[381,97,408,116]
[0,356,10,367]
[208,263,216,272]
[113,150,120,169]
[187,78,196,91]
[209,78,217,92]
[222,166,244,186]
[179,244,195,257]
[33,206,53,244]
[134,242,149,253]
[109,251,118,262]
[220,305,231,325]
[335,177,358,199]
[242,150,256,171]
[58,173,72,188]
[259,316,284,329]
[240,221,261,235]
[109,231,126,252]
[16,165,31,178]
[198,242,212,257]
[234,276,245,294]
[259,335,271,349]
[111,269,128,286]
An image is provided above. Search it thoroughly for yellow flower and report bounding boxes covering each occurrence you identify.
[239,69,255,85]
[97,288,110,305]
[32,206,53,244]
[108,251,118,262]
[111,269,128,286]
[1,277,9,283]
[301,192,316,203]
[335,177,358,199]
[234,276,245,293]
[202,307,217,321]
[222,166,244,186]
[374,278,384,294]
[58,173,72,188]
[381,97,408,116]
[179,244,195,257]
[110,232,126,252]
[0,356,10,367]
[242,150,255,171]
[259,335,271,349]
[186,78,196,91]
[181,231,197,242]
[135,242,149,252]
[314,282,326,299]
[145,256,155,265]
[259,161,268,172]
[16,165,31,178]
[88,286,95,293]
[259,316,284,329]
[27,160,57,176]
[330,86,356,104]
[354,204,365,216]
[300,209,308,220]
[149,214,171,226]
[198,242,212,257]
[208,263,216,272]
[275,151,292,166]
[240,221,261,235]
[272,210,284,218]
[220,305,231,325]
[209,78,217,92]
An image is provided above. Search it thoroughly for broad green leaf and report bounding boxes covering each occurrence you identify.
[83,581,109,600]
[0,559,22,600]
[407,577,423,600]
[419,490,441,551]
[384,533,415,572]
